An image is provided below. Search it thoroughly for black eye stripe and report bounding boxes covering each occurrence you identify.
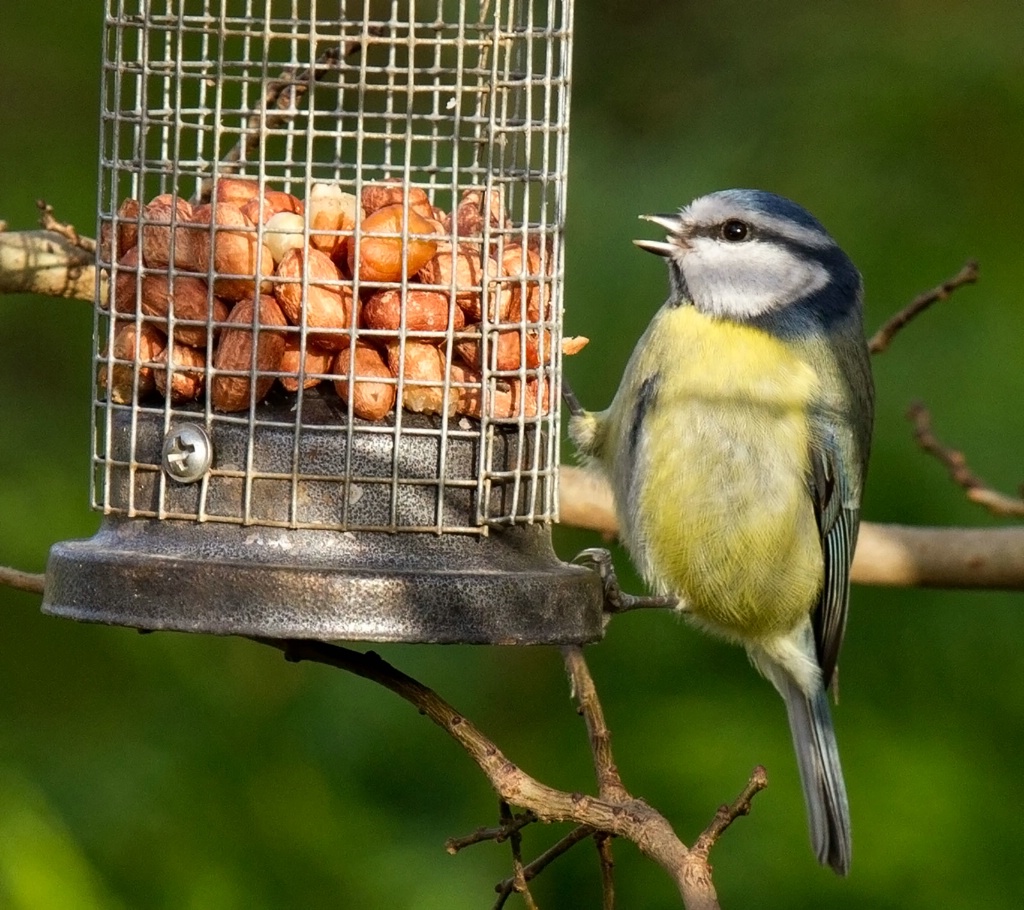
[691,221,835,260]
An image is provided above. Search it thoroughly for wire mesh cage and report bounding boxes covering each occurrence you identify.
[42,0,604,644]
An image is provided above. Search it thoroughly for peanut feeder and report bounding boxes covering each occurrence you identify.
[42,1,603,644]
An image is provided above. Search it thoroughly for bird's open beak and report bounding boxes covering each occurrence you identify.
[634,213,683,257]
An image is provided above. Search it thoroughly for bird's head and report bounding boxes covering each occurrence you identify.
[635,189,861,327]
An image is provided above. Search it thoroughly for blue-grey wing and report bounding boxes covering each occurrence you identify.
[808,444,859,691]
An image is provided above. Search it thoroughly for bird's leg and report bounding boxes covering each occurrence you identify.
[561,377,586,418]
[573,548,679,614]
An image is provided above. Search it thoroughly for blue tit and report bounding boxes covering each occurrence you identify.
[569,189,873,875]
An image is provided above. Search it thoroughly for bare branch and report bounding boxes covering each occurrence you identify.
[558,464,619,539]
[36,200,96,254]
[0,566,45,594]
[562,645,625,903]
[562,645,628,803]
[195,32,383,201]
[255,638,723,908]
[494,826,596,906]
[596,832,616,910]
[908,402,1024,518]
[868,260,979,354]
[446,811,538,855]
[0,569,763,905]
[692,767,769,861]
[0,229,102,301]
[494,800,538,910]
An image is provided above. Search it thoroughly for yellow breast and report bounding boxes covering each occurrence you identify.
[621,305,824,642]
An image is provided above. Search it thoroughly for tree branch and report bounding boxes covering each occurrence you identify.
[868,259,979,354]
[0,227,102,301]
[0,566,45,595]
[691,766,769,861]
[195,32,383,201]
[494,825,596,906]
[36,200,96,254]
[562,645,629,803]
[248,637,735,908]
[5,213,1021,589]
[446,811,539,855]
[907,402,1024,518]
[494,800,539,910]
[596,832,616,910]
[562,644,625,905]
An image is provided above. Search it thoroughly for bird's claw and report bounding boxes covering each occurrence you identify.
[573,548,679,614]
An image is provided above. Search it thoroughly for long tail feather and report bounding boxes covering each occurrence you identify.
[778,671,851,875]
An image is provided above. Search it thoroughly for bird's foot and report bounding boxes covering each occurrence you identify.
[573,548,679,614]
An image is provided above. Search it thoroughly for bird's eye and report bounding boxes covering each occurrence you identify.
[721,219,749,242]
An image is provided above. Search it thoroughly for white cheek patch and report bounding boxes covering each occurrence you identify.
[680,238,830,319]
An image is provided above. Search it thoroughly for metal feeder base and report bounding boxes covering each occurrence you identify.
[42,518,605,644]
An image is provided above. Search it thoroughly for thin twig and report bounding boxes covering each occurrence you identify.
[446,811,539,855]
[0,566,45,594]
[494,826,596,905]
[563,644,627,903]
[196,31,383,201]
[494,800,538,910]
[908,402,1024,518]
[691,766,769,861]
[562,645,628,802]
[596,832,616,910]
[36,200,96,254]
[868,260,979,354]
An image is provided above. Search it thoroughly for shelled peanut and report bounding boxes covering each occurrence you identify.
[99,176,587,419]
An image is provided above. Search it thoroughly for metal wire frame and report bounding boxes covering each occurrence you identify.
[93,0,573,534]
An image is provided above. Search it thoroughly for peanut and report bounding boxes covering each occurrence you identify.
[240,190,304,225]
[211,295,288,411]
[261,211,306,265]
[153,342,206,403]
[189,202,275,301]
[347,204,438,283]
[139,196,196,269]
[111,247,141,314]
[449,361,549,419]
[449,360,482,419]
[447,186,509,239]
[361,180,434,221]
[99,321,167,404]
[453,325,549,372]
[279,337,335,392]
[99,197,141,265]
[362,288,460,334]
[429,247,508,321]
[501,245,548,323]
[562,335,589,356]
[308,183,362,258]
[213,177,261,207]
[385,340,451,416]
[273,247,354,351]
[333,342,396,421]
[114,254,228,348]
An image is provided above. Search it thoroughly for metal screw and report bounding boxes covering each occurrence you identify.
[161,424,213,484]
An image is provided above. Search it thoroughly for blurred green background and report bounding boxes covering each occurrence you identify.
[2,1,1023,907]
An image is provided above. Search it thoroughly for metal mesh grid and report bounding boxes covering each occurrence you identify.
[93,0,573,534]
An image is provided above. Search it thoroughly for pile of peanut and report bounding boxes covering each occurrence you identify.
[99,178,586,420]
